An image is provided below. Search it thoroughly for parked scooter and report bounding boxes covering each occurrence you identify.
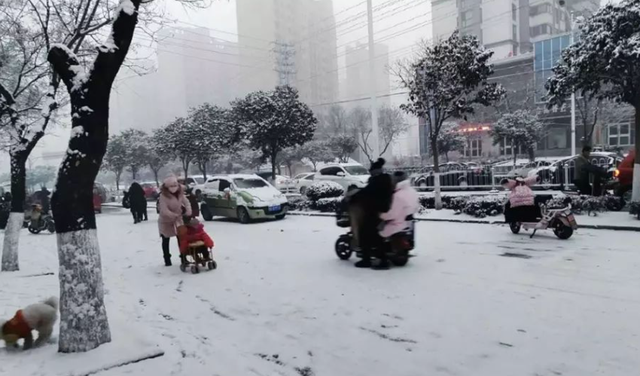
[507,197,578,239]
[28,204,55,234]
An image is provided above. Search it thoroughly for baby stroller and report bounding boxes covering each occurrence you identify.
[334,197,415,267]
[177,225,217,274]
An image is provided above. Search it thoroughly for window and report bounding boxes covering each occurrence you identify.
[320,167,342,176]
[205,179,219,191]
[343,165,368,175]
[218,179,231,192]
[608,123,635,146]
[233,178,268,189]
[547,127,567,149]
[500,138,523,156]
[461,10,473,28]
[512,3,517,21]
[512,25,518,41]
[530,24,552,38]
[530,3,552,17]
[304,174,314,181]
[465,138,482,158]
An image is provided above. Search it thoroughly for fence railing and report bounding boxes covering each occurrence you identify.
[408,164,579,191]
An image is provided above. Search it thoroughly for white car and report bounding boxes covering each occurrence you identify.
[256,172,296,193]
[314,164,370,191]
[293,172,315,195]
[199,174,288,223]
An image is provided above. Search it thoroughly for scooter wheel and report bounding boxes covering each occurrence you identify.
[509,222,521,234]
[392,251,409,267]
[335,236,352,260]
[553,223,573,240]
[28,226,41,234]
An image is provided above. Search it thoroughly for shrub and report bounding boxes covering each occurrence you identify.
[306,181,344,201]
[313,197,343,213]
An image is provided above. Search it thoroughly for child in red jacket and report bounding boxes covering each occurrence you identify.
[178,218,214,265]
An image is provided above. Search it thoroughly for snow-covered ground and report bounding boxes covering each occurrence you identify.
[1,209,639,376]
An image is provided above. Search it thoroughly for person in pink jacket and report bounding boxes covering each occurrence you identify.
[501,175,540,223]
[158,176,192,266]
[377,172,420,269]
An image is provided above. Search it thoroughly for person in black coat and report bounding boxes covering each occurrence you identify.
[348,158,395,269]
[128,182,147,224]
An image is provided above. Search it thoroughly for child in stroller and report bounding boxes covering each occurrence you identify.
[178,218,216,274]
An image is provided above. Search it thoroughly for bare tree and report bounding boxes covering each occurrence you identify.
[575,96,634,146]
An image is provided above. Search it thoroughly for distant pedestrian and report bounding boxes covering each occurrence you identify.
[158,176,192,267]
[128,182,147,224]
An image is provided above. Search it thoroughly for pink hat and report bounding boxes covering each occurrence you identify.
[163,175,178,186]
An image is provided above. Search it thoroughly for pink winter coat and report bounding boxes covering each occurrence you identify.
[158,189,192,238]
[379,180,420,238]
[504,176,536,208]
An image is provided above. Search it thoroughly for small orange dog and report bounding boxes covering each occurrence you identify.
[0,296,58,350]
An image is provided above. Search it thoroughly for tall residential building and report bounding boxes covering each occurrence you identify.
[235,0,339,105]
[110,26,240,133]
[431,0,600,60]
[344,42,391,107]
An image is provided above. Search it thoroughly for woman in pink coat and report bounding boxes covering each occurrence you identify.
[158,176,192,266]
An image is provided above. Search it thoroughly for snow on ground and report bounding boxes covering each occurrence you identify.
[1,208,640,376]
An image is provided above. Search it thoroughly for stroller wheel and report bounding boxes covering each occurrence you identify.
[180,264,187,273]
[207,261,217,270]
[191,265,199,274]
[335,235,353,260]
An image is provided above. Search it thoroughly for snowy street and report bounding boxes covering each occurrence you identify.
[1,209,639,376]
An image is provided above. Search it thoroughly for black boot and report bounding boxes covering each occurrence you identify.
[180,255,188,266]
[355,258,372,268]
[373,259,390,270]
[164,256,172,267]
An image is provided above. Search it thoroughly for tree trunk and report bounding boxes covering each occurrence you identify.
[528,147,535,162]
[225,161,233,174]
[1,152,27,272]
[131,166,138,181]
[115,172,121,191]
[48,0,141,354]
[198,162,207,179]
[632,105,640,202]
[513,141,518,168]
[431,137,442,210]
[152,169,160,187]
[182,158,190,181]
[271,153,278,181]
[444,152,449,162]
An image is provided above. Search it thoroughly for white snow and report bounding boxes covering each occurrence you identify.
[70,126,85,138]
[0,211,639,375]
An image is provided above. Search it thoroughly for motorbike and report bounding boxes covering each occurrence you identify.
[28,204,55,234]
[334,208,415,266]
[507,197,577,240]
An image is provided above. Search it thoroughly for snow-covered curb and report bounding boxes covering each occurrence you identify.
[288,211,640,232]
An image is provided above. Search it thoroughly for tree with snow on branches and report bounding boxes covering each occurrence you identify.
[490,110,545,168]
[394,31,504,209]
[546,0,640,201]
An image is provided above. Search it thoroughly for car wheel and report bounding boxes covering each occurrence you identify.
[276,214,286,220]
[237,207,251,224]
[299,186,307,195]
[418,181,428,191]
[621,188,632,204]
[201,204,213,221]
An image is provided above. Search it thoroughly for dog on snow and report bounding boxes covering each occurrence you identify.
[0,296,58,350]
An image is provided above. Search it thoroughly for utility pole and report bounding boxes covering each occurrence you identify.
[274,41,296,86]
[367,0,380,160]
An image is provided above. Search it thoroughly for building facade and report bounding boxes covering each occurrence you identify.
[235,0,339,105]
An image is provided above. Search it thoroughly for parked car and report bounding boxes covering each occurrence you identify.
[178,175,206,188]
[255,172,296,193]
[412,162,492,189]
[529,152,622,189]
[293,172,315,195]
[508,160,555,178]
[314,164,370,191]
[199,174,288,224]
[140,182,159,200]
[613,150,635,202]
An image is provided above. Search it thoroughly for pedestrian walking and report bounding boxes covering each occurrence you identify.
[128,182,147,224]
[158,176,192,266]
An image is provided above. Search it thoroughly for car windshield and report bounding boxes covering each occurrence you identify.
[344,166,368,175]
[234,178,268,189]
[193,177,205,184]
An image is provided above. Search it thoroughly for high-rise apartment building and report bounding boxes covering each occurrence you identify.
[235,0,339,105]
[431,0,600,60]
